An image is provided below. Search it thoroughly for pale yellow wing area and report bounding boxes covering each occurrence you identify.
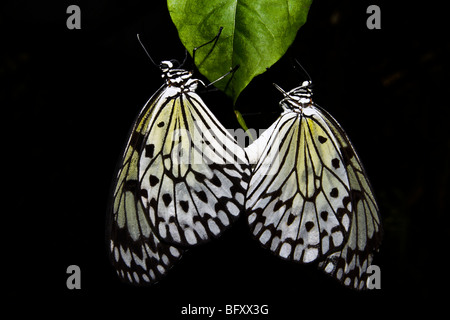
[245,109,352,263]
[108,86,183,285]
[138,88,250,246]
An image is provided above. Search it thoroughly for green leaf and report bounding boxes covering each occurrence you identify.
[167,0,312,104]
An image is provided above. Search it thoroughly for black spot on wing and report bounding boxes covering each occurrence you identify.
[162,193,172,207]
[123,180,138,192]
[330,188,339,198]
[336,207,347,219]
[274,200,283,211]
[145,144,155,158]
[194,172,206,183]
[318,136,327,144]
[149,175,160,187]
[196,191,208,203]
[332,158,340,169]
[343,196,352,209]
[210,174,222,187]
[305,221,315,232]
[180,200,189,212]
[351,190,364,203]
[287,214,296,226]
[129,132,145,150]
[341,146,354,166]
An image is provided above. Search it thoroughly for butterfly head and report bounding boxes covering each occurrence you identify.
[274,81,313,113]
[159,60,193,88]
[159,60,174,72]
[290,80,313,98]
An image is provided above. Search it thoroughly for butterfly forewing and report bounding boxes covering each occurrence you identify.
[109,91,184,285]
[246,108,352,263]
[138,87,250,246]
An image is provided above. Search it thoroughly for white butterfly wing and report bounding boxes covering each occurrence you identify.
[109,60,250,284]
[108,88,184,285]
[246,108,352,263]
[316,106,382,289]
[138,86,250,246]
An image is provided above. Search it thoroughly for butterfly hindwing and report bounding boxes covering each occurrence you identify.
[317,106,382,289]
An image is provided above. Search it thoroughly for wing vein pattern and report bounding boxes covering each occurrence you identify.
[108,62,250,285]
[245,81,381,289]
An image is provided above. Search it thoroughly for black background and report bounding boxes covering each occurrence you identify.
[3,0,448,316]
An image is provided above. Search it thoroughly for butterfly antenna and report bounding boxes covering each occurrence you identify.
[273,83,289,98]
[137,34,158,67]
[180,49,189,68]
[193,27,223,69]
[293,59,312,83]
[205,64,239,89]
[222,64,239,92]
